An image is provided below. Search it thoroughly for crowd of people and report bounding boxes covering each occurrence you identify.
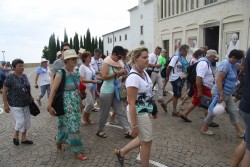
[2,41,250,166]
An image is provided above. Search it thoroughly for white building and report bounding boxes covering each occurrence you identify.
[102,0,154,56]
[103,0,250,60]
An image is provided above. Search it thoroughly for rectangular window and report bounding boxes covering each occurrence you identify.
[108,38,109,43]
[114,37,116,42]
[141,26,143,35]
[161,0,164,18]
[168,0,171,16]
[119,36,121,41]
[172,0,175,15]
[186,0,189,11]
[196,0,199,8]
[181,0,184,12]
[176,0,179,14]
[125,34,127,40]
[205,0,217,5]
[191,0,194,9]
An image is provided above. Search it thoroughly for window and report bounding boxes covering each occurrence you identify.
[168,0,171,16]
[114,37,116,42]
[119,35,121,41]
[161,0,164,18]
[108,38,109,43]
[196,0,199,8]
[176,0,179,14]
[205,0,217,5]
[172,0,175,15]
[186,0,189,11]
[191,0,194,9]
[141,26,143,35]
[181,0,184,12]
[125,34,127,40]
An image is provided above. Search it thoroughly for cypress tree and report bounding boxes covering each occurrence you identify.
[64,28,68,43]
[56,37,60,52]
[73,32,80,53]
[48,33,57,63]
[85,28,91,52]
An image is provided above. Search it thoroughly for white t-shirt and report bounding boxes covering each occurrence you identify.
[38,67,51,86]
[147,52,161,71]
[91,57,103,74]
[126,69,154,114]
[196,61,214,89]
[169,56,186,82]
[79,64,95,87]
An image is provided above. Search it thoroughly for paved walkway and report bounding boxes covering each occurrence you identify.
[0,68,244,167]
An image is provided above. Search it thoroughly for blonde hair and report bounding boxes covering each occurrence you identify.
[128,46,148,65]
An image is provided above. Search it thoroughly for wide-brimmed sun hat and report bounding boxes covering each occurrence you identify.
[79,48,86,54]
[64,49,78,60]
[41,58,48,63]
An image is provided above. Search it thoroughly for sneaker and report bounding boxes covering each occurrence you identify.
[209,122,219,127]
[201,129,215,135]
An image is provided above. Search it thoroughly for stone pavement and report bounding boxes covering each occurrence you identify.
[0,67,245,167]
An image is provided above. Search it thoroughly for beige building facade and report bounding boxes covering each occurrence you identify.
[156,0,250,60]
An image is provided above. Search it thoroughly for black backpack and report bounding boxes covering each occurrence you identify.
[186,60,209,85]
[160,56,178,78]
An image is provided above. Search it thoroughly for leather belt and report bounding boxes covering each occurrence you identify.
[153,70,159,73]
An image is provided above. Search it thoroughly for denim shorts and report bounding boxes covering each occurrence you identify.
[240,110,250,150]
[170,77,184,98]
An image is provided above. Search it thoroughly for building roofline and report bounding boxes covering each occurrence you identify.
[102,26,130,36]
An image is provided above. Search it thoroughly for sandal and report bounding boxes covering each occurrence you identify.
[96,131,107,138]
[76,153,88,161]
[200,129,215,136]
[124,132,133,139]
[180,114,192,122]
[160,103,168,113]
[21,140,33,144]
[114,148,124,165]
[13,138,19,146]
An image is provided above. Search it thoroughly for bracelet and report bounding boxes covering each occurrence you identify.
[131,125,138,129]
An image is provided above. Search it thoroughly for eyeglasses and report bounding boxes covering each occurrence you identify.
[63,48,68,51]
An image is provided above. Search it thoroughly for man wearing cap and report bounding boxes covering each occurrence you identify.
[50,42,71,86]
[35,58,50,105]
[56,51,62,59]
[180,50,217,123]
[90,48,104,109]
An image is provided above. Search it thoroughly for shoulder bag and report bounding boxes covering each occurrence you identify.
[52,69,66,116]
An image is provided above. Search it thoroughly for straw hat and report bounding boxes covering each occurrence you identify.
[64,49,78,60]
[79,48,86,54]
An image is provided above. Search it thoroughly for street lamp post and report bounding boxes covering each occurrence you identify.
[1,51,5,61]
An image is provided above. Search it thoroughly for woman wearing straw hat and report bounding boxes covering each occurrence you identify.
[47,49,87,160]
[34,58,50,106]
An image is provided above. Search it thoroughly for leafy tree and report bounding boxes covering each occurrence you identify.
[64,28,68,43]
[73,32,80,53]
[56,37,60,51]
[42,46,50,60]
[91,37,95,53]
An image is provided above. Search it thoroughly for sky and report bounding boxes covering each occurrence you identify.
[0,0,138,63]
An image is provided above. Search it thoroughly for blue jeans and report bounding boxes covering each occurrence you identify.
[39,84,50,98]
[240,110,250,150]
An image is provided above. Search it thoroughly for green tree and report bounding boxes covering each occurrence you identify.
[73,32,80,53]
[85,28,91,51]
[56,37,60,51]
[80,36,83,48]
[42,46,50,60]
[64,28,68,43]
[94,36,98,50]
[48,33,57,63]
[70,38,73,48]
[98,37,103,52]
[83,35,86,49]
[91,37,95,53]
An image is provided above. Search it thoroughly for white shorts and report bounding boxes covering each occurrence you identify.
[10,106,31,132]
[127,112,153,142]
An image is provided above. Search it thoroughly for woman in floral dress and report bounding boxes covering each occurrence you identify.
[48,49,87,160]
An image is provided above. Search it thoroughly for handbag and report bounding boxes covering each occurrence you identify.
[199,95,213,110]
[52,69,66,116]
[151,102,158,116]
[112,67,127,101]
[29,100,40,116]
[118,83,127,101]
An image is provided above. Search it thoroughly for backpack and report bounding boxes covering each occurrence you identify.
[160,55,178,78]
[186,60,209,85]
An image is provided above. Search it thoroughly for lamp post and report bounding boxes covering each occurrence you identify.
[1,51,5,61]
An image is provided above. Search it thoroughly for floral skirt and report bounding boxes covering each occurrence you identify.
[56,90,84,153]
